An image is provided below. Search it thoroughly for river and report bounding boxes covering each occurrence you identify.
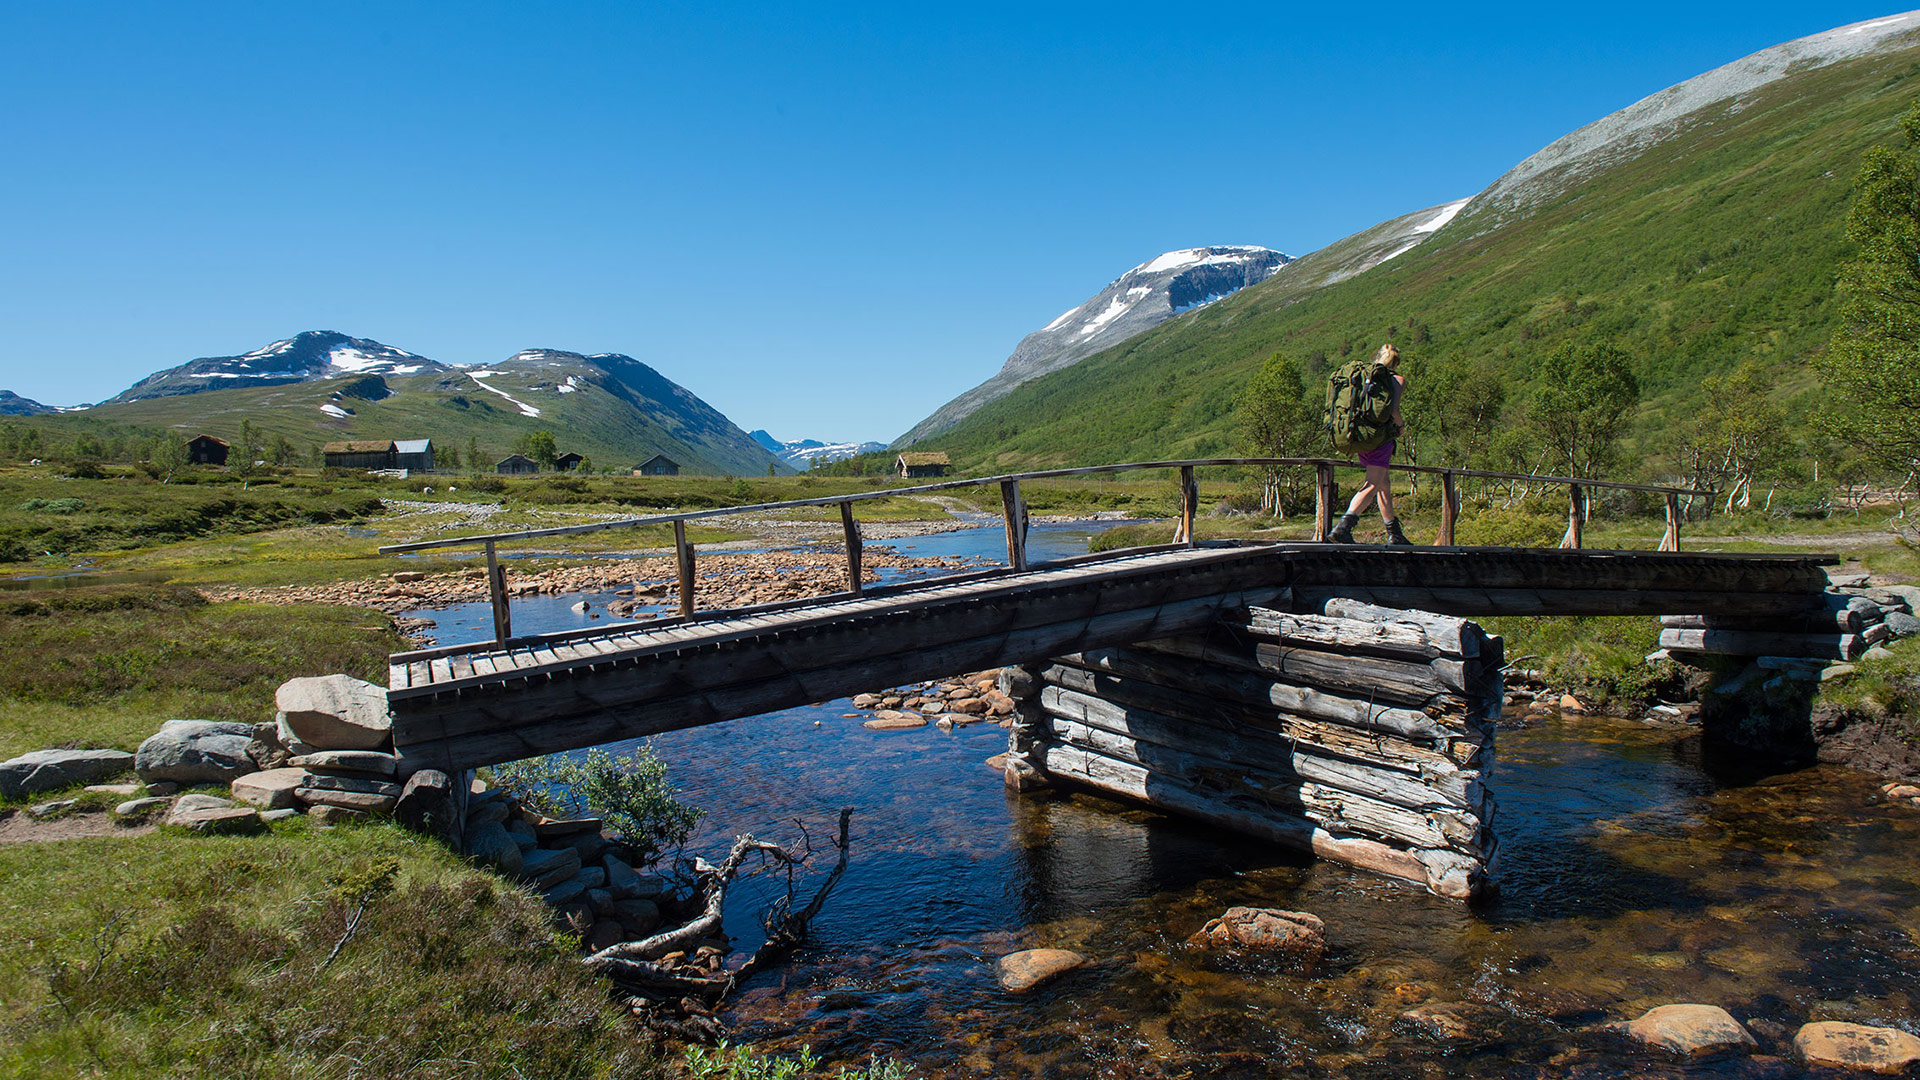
[408,522,1920,1077]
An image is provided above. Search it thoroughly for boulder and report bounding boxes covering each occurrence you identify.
[863,712,927,731]
[1187,907,1326,970]
[573,866,607,890]
[585,919,625,952]
[273,714,321,759]
[84,782,141,796]
[27,799,78,819]
[532,817,601,839]
[558,830,609,862]
[543,874,591,907]
[1886,611,1920,638]
[612,897,661,936]
[135,721,257,785]
[996,948,1087,993]
[260,808,301,822]
[295,787,397,814]
[275,675,392,751]
[309,805,368,826]
[603,854,643,899]
[165,803,265,835]
[466,799,512,826]
[1622,1004,1757,1057]
[462,820,524,876]
[394,769,456,836]
[0,748,136,799]
[1794,1021,1920,1073]
[229,768,311,811]
[172,793,234,814]
[114,796,171,818]
[521,846,583,891]
[300,773,402,798]
[586,888,613,914]
[288,751,399,777]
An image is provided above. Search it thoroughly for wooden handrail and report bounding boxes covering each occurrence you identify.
[384,456,1709,645]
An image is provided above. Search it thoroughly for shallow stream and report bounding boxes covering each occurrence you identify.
[408,523,1920,1077]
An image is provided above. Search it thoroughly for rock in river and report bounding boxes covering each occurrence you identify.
[1794,1021,1920,1073]
[996,948,1087,993]
[1187,907,1326,970]
[1621,1004,1757,1057]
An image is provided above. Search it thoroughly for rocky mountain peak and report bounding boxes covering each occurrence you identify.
[107,330,448,404]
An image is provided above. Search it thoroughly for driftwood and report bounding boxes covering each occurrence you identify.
[725,808,854,989]
[1245,606,1483,660]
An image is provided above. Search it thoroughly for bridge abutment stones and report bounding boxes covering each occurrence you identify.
[1000,600,1501,901]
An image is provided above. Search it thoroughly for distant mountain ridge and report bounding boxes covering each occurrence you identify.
[749,429,886,469]
[79,333,785,476]
[0,391,53,417]
[895,245,1290,446]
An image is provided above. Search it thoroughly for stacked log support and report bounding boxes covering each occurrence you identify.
[1658,593,1888,662]
[1001,599,1500,901]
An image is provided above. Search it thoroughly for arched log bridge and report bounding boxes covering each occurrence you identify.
[378,459,1833,899]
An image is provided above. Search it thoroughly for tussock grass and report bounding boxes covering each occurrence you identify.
[0,823,651,1079]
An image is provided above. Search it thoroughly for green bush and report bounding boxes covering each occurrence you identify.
[491,746,702,866]
[684,1043,912,1080]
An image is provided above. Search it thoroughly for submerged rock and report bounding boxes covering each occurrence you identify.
[1794,1021,1920,1073]
[996,948,1087,993]
[1394,1001,1508,1044]
[1621,1003,1757,1057]
[1187,907,1326,970]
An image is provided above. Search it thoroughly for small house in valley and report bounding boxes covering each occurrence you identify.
[633,454,679,476]
[896,451,950,479]
[555,452,585,472]
[186,434,230,466]
[323,440,397,470]
[496,454,540,475]
[393,439,435,472]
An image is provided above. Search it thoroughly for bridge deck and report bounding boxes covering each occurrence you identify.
[386,542,1835,774]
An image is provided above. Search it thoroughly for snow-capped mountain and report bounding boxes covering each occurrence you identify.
[0,390,53,416]
[895,245,1289,446]
[747,430,887,469]
[1471,11,1920,217]
[106,330,450,404]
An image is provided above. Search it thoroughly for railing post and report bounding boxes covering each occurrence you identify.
[1438,470,1459,547]
[1560,483,1585,550]
[1175,465,1199,547]
[673,519,697,618]
[1660,492,1682,552]
[840,500,864,594]
[484,541,512,645]
[1000,479,1028,571]
[1314,464,1335,542]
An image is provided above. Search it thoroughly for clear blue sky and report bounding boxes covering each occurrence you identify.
[0,2,1905,441]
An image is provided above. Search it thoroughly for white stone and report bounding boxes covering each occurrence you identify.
[275,675,392,751]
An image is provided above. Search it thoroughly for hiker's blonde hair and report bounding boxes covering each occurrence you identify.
[1375,343,1401,368]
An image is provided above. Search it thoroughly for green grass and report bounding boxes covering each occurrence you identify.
[916,44,1920,481]
[0,585,400,758]
[0,822,651,1079]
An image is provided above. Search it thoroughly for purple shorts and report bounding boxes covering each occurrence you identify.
[1358,441,1396,469]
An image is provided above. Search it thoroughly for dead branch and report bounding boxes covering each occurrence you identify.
[584,833,793,966]
[723,807,853,994]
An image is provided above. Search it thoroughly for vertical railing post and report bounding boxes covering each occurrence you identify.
[1176,465,1199,547]
[673,518,697,617]
[1314,463,1335,542]
[1438,470,1459,547]
[1560,483,1585,550]
[840,500,864,594]
[1660,492,1682,552]
[484,540,512,645]
[1000,479,1028,571]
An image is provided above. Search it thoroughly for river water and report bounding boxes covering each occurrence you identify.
[409,523,1920,1077]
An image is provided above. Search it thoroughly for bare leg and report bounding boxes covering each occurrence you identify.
[1370,464,1396,521]
[1345,482,1377,516]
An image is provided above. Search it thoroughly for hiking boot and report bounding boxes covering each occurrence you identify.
[1328,512,1358,544]
[1384,518,1413,546]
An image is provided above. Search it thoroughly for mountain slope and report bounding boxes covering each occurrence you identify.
[107,331,448,404]
[922,13,1920,470]
[895,246,1289,446]
[0,391,53,417]
[80,337,785,475]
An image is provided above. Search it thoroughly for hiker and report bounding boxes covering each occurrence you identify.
[1329,343,1410,545]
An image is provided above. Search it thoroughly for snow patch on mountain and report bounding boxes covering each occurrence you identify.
[107,330,450,404]
[1473,11,1920,216]
[464,371,542,417]
[895,245,1290,446]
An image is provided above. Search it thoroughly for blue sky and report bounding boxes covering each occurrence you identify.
[0,2,1905,441]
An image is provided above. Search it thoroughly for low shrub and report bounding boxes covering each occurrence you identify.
[491,746,702,866]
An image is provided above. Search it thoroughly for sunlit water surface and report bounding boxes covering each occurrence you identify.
[407,524,1920,1077]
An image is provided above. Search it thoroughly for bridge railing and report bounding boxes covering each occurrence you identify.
[378,458,1705,644]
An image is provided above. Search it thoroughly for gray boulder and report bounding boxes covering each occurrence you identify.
[275,675,392,751]
[603,854,643,899]
[229,767,310,811]
[0,748,135,799]
[394,769,455,837]
[114,796,171,818]
[463,820,524,876]
[289,750,398,777]
[521,846,583,891]
[135,721,257,785]
[165,794,264,835]
[1885,611,1920,638]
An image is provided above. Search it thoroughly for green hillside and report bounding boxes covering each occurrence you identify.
[924,41,1920,475]
[28,352,786,477]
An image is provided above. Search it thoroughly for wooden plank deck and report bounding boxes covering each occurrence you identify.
[387,543,1836,775]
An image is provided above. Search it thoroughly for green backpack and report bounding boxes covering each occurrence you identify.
[1324,359,1399,453]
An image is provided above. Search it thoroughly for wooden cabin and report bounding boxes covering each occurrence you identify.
[555,452,584,472]
[633,454,679,476]
[185,434,230,466]
[496,454,540,475]
[393,439,435,473]
[896,451,950,479]
[323,440,397,470]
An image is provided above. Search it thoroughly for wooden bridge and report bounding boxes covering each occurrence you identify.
[379,458,1835,777]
